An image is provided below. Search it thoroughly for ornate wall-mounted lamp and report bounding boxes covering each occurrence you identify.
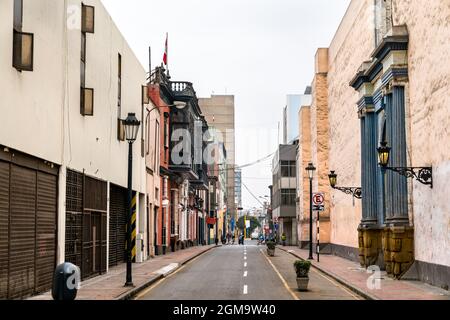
[328,171,362,199]
[377,141,433,188]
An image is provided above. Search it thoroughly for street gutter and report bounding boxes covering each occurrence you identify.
[119,245,220,300]
[278,246,379,301]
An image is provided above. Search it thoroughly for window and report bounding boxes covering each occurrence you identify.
[170,190,176,235]
[281,161,296,177]
[146,116,151,156]
[13,0,22,31]
[81,4,95,34]
[281,189,296,206]
[80,4,94,116]
[155,187,159,201]
[117,54,124,140]
[13,31,33,71]
[164,114,169,148]
[12,0,33,72]
[118,54,122,110]
[117,119,125,141]
[155,120,160,171]
[80,88,94,116]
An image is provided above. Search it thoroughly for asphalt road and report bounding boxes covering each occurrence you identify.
[136,240,362,300]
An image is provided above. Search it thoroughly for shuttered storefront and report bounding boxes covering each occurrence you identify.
[65,170,83,270]
[109,184,127,267]
[65,170,107,280]
[0,149,58,299]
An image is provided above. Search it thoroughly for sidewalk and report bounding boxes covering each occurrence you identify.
[279,246,450,300]
[29,245,217,300]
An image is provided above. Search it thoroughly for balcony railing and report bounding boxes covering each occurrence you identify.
[171,81,196,100]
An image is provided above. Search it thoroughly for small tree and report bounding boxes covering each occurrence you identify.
[236,216,261,234]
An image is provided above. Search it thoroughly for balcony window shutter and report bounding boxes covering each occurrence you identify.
[13,30,33,71]
[81,88,94,116]
[81,5,95,33]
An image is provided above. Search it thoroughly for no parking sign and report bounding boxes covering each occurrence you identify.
[313,193,325,211]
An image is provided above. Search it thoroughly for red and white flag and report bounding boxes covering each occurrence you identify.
[163,33,168,66]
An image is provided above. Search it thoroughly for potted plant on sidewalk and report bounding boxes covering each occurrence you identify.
[294,260,311,291]
[266,241,276,257]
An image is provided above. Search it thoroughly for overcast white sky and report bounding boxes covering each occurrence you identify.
[101,0,351,209]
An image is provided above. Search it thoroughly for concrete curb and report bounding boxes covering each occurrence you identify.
[278,247,379,301]
[119,245,219,300]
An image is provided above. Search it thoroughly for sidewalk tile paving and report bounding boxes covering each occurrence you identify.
[29,245,217,300]
[279,246,450,300]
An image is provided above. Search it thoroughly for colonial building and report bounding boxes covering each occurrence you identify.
[148,66,211,253]
[299,0,450,289]
[0,0,148,298]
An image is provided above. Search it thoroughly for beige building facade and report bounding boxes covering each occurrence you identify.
[298,0,450,289]
[199,95,236,230]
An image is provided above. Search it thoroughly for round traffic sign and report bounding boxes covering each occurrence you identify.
[313,193,324,206]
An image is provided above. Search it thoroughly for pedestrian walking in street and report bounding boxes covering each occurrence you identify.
[281,233,287,246]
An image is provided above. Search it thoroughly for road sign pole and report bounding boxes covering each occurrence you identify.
[317,210,320,262]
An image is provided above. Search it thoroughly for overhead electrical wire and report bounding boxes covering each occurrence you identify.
[211,151,275,173]
[242,181,265,207]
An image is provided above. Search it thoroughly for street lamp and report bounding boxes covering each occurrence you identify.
[328,171,362,199]
[305,162,316,260]
[377,141,433,188]
[146,101,187,121]
[124,113,140,287]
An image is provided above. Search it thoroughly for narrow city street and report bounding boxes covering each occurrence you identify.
[136,241,362,300]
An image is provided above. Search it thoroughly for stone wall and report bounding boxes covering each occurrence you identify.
[327,0,374,250]
[392,0,450,268]
[324,0,450,286]
[310,48,331,247]
[297,106,311,244]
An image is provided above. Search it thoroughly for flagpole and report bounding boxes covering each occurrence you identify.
[166,32,170,78]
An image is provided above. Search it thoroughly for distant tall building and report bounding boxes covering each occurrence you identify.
[272,143,298,246]
[235,169,242,208]
[283,89,312,144]
[198,95,236,225]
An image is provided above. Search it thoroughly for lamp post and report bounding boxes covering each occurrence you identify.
[328,171,362,199]
[124,113,141,287]
[377,141,433,188]
[305,162,316,260]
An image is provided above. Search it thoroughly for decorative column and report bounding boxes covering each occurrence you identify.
[385,86,409,225]
[361,106,379,226]
[357,95,382,267]
[382,81,414,278]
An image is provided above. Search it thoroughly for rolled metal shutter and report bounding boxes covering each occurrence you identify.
[100,213,107,273]
[0,161,9,299]
[9,165,36,299]
[109,185,127,267]
[35,172,57,293]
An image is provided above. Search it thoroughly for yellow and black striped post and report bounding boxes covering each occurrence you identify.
[131,193,137,262]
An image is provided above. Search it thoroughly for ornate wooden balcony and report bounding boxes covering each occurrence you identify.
[171,81,196,101]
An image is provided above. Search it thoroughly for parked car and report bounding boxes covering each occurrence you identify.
[251,231,259,240]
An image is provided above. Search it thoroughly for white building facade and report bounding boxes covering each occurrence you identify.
[0,0,149,299]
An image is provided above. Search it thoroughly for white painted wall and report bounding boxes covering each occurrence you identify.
[1,0,148,265]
